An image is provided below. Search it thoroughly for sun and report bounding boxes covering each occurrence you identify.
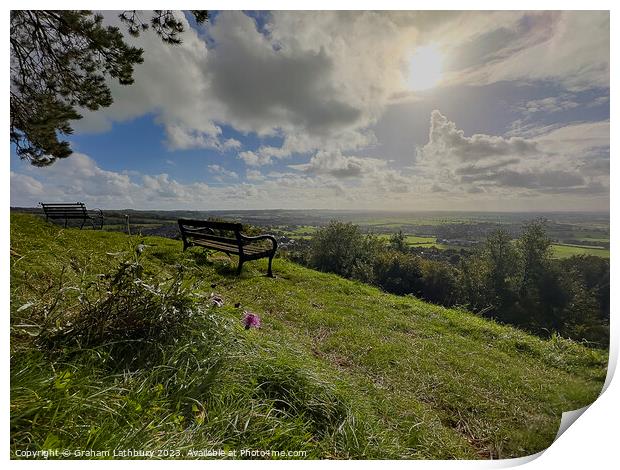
[408,44,443,91]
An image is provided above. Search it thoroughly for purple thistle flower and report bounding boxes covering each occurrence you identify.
[242,311,261,330]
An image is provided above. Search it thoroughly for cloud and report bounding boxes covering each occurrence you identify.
[237,129,378,167]
[415,110,608,198]
[71,10,608,170]
[238,150,274,167]
[285,148,413,195]
[207,13,362,135]
[31,11,606,212]
[74,11,414,159]
[11,154,203,208]
[11,150,415,211]
[518,95,580,115]
[10,172,44,202]
[533,120,610,155]
[460,169,585,189]
[166,125,242,151]
[455,159,521,176]
[245,169,265,181]
[420,110,539,163]
[290,150,385,178]
[446,11,609,90]
[208,164,239,180]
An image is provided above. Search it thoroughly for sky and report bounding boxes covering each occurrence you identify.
[10,10,610,211]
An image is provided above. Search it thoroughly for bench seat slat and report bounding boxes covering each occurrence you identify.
[192,239,271,255]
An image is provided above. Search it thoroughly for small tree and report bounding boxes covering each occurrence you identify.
[484,229,520,315]
[388,230,408,253]
[458,253,492,313]
[373,251,424,295]
[309,221,380,279]
[517,218,552,292]
[419,259,460,306]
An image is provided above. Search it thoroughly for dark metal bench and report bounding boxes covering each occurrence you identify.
[40,202,104,229]
[178,218,278,277]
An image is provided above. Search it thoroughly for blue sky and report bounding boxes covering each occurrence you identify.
[11,11,610,211]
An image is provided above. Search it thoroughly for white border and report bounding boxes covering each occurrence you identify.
[3,2,617,468]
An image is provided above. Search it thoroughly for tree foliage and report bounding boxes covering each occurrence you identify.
[309,221,381,280]
[388,230,408,253]
[10,10,208,166]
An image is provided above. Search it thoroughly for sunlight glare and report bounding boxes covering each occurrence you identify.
[408,44,443,91]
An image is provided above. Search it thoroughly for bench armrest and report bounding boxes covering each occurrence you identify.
[239,233,278,252]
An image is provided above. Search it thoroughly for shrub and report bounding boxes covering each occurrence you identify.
[372,251,423,296]
[309,221,382,279]
[38,257,199,356]
[419,259,461,306]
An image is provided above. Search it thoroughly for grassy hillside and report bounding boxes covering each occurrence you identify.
[10,213,607,459]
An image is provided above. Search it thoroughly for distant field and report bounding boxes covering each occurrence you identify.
[573,237,609,243]
[289,225,318,235]
[358,218,488,227]
[551,244,610,259]
[375,234,440,248]
[405,236,436,245]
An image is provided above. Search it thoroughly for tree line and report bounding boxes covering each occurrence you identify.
[286,219,609,347]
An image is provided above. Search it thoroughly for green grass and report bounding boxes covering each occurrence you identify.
[376,234,439,248]
[551,244,610,259]
[10,214,607,459]
[404,235,436,245]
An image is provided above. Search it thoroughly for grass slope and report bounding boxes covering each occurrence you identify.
[10,214,607,459]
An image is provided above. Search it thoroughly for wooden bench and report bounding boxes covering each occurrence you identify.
[40,202,104,229]
[178,218,278,277]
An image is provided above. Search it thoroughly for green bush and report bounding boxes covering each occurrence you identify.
[419,259,461,306]
[309,221,382,279]
[372,251,423,295]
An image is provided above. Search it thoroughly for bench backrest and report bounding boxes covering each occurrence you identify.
[40,202,89,218]
[178,218,244,246]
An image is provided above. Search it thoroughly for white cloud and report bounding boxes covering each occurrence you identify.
[165,125,242,151]
[75,11,405,159]
[415,110,608,198]
[245,169,265,181]
[28,11,606,212]
[70,11,608,167]
[10,172,44,202]
[518,95,580,115]
[10,142,607,212]
[290,150,386,178]
[534,121,610,155]
[419,110,539,163]
[208,164,239,180]
[445,11,609,90]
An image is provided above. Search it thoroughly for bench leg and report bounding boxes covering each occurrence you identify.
[267,254,274,278]
[80,219,86,229]
[237,258,244,275]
